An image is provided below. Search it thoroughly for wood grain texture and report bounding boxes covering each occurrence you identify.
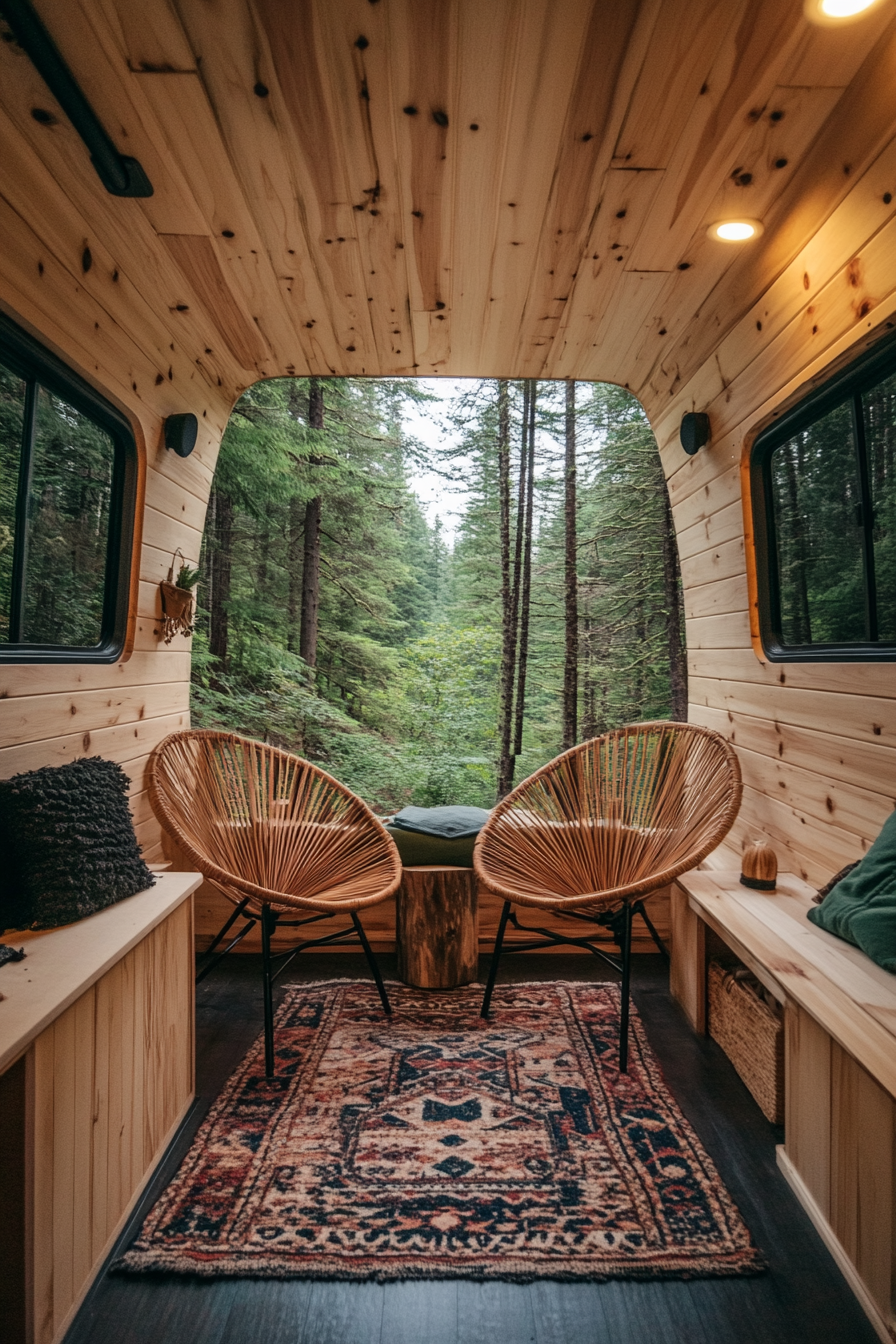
[396,866,478,989]
[678,869,896,1101]
[194,881,672,957]
[17,895,195,1344]
[669,882,706,1033]
[0,0,894,895]
[785,1002,831,1217]
[61,956,883,1344]
[682,869,896,1335]
[0,874,200,1076]
[830,1043,895,1319]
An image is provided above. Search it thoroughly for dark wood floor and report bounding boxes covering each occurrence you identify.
[65,953,879,1344]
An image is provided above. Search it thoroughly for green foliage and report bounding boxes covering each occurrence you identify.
[574,383,677,733]
[0,365,115,645]
[191,376,678,812]
[175,564,201,591]
[437,379,677,773]
[770,373,896,646]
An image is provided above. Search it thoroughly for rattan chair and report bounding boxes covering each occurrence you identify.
[475,722,742,1071]
[149,730,402,1075]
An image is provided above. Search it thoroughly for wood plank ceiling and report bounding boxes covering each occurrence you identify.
[1,0,895,404]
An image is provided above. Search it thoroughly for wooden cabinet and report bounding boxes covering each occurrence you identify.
[782,1009,896,1340]
[0,873,200,1344]
[672,870,896,1344]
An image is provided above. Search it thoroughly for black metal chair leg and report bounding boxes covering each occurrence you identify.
[481,900,511,1019]
[202,896,250,961]
[261,905,278,1077]
[633,898,669,960]
[351,911,392,1016]
[619,900,633,1073]
[195,917,257,985]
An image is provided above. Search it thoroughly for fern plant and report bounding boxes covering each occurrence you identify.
[175,563,201,591]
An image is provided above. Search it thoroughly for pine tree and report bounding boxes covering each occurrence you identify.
[191,376,685,812]
[562,380,578,749]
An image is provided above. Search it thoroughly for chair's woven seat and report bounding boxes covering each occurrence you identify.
[149,730,400,1076]
[149,730,402,915]
[475,721,742,914]
[476,721,742,1072]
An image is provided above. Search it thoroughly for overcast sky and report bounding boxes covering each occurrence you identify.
[398,378,473,542]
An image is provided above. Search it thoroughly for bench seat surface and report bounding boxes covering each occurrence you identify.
[678,869,896,1102]
[0,871,202,1075]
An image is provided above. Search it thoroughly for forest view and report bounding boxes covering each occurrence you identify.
[191,379,687,813]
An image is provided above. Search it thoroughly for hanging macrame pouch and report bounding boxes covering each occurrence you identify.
[159,580,195,643]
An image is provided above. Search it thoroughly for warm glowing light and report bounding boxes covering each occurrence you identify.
[707,219,763,243]
[821,0,877,15]
[716,222,755,241]
[805,0,884,23]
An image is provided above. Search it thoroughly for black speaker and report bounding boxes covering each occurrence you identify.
[680,411,710,456]
[164,412,198,458]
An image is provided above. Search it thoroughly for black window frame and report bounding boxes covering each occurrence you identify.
[751,330,896,663]
[0,311,137,663]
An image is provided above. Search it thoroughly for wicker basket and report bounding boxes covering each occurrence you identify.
[708,959,784,1124]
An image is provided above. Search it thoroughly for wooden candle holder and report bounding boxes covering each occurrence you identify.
[740,840,778,891]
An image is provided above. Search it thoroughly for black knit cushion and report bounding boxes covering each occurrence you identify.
[0,757,154,932]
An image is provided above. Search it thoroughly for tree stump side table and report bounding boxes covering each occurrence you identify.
[396,865,479,989]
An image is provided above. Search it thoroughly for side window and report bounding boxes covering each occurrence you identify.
[861,369,896,643]
[751,337,896,661]
[0,315,137,661]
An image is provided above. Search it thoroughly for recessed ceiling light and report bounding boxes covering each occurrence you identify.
[707,219,764,243]
[804,0,885,24]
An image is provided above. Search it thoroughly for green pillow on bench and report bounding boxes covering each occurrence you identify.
[808,810,896,973]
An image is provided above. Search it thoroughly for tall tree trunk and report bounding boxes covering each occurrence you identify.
[300,378,324,669]
[562,380,578,750]
[498,382,529,795]
[782,442,811,644]
[509,381,529,645]
[257,521,270,597]
[207,486,232,674]
[634,580,647,713]
[287,496,303,652]
[286,384,304,654]
[299,497,321,667]
[660,472,688,721]
[496,381,515,798]
[513,380,536,759]
[581,619,597,740]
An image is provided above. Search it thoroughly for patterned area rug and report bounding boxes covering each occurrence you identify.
[117,981,764,1282]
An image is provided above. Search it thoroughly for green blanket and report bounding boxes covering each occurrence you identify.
[808,810,896,973]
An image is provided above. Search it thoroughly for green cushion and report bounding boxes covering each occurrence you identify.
[808,811,896,972]
[385,826,477,869]
[390,805,490,839]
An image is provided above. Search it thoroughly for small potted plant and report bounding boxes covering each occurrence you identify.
[159,552,200,643]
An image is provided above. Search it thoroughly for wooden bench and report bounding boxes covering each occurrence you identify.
[671,870,896,1344]
[0,871,202,1344]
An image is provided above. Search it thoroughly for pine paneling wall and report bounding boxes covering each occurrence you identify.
[0,0,894,897]
[640,135,896,883]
